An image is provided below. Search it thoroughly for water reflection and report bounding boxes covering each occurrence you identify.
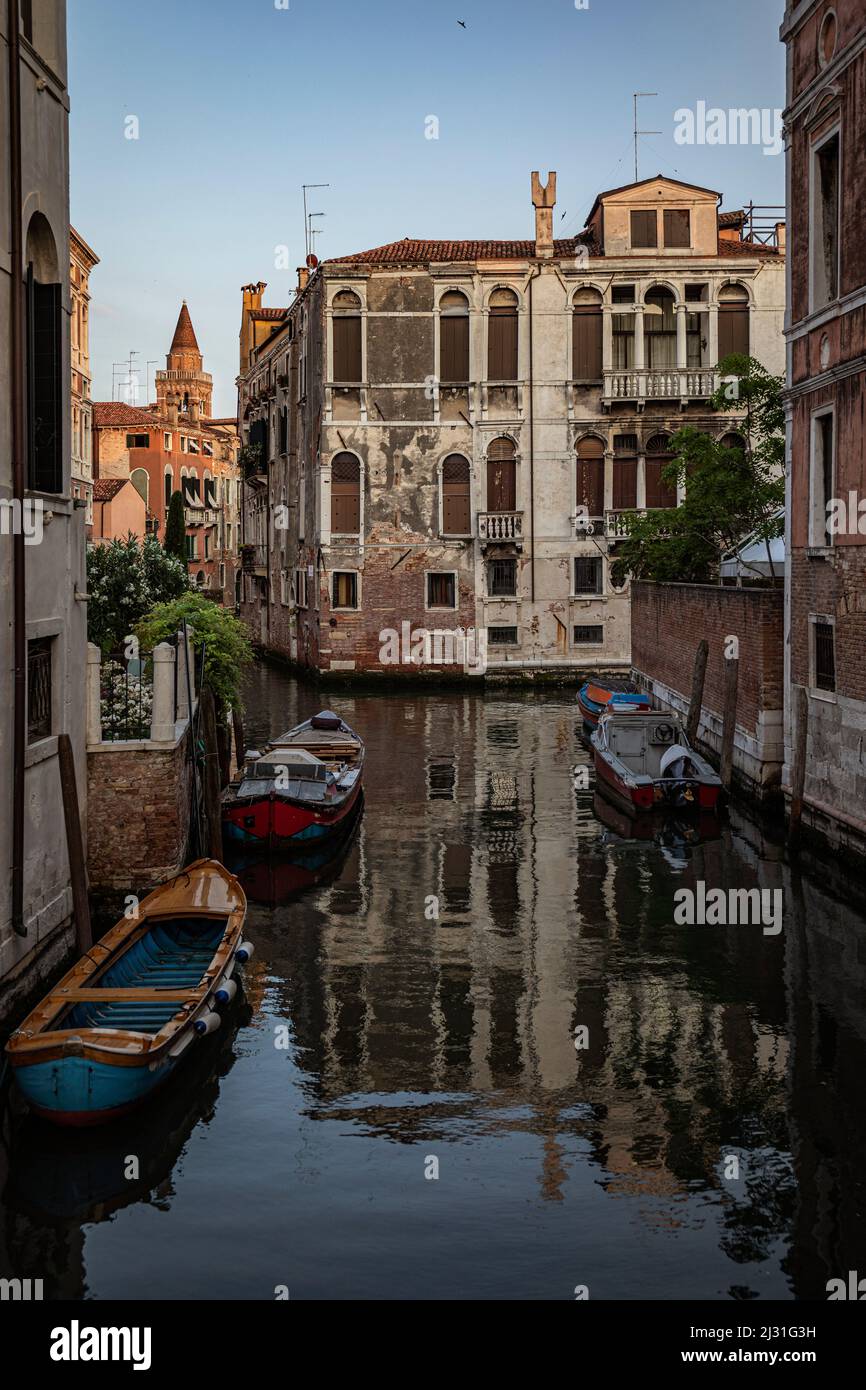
[2,671,865,1300]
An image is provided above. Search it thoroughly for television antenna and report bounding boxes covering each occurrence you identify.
[633,93,660,182]
[302,183,329,258]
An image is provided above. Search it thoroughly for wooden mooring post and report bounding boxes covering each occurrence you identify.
[720,653,740,793]
[788,685,809,847]
[58,733,92,954]
[200,687,224,860]
[686,640,709,746]
[231,707,246,775]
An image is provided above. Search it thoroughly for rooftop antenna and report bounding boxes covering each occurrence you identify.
[633,92,660,182]
[308,211,325,257]
[302,183,329,258]
[146,359,158,406]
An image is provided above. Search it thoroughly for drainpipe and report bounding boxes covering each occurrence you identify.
[9,0,27,935]
[527,264,543,603]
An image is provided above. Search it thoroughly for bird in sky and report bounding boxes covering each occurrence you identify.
[457,19,467,28]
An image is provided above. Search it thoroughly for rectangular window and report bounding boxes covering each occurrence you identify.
[278,408,288,456]
[27,637,52,743]
[612,458,638,510]
[180,436,188,452]
[814,620,836,693]
[333,316,362,383]
[26,274,63,493]
[719,306,749,358]
[488,311,518,381]
[164,432,173,450]
[488,626,518,645]
[294,568,307,608]
[663,209,691,248]
[188,438,200,454]
[488,558,517,596]
[630,210,657,248]
[573,308,603,379]
[427,571,456,609]
[812,131,840,309]
[185,535,197,560]
[21,0,33,40]
[810,410,834,546]
[573,624,604,645]
[332,571,358,609]
[573,556,603,594]
[440,315,469,384]
[202,439,214,457]
[126,433,149,449]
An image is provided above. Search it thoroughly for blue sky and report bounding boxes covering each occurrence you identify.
[69,0,786,416]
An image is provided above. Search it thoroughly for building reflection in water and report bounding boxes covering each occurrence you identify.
[2,680,865,1299]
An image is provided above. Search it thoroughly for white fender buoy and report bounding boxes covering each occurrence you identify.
[214,978,237,1006]
[235,941,255,963]
[194,1011,222,1036]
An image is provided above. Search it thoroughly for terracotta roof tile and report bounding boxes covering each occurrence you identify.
[718,210,746,227]
[92,401,167,428]
[717,238,781,257]
[93,478,127,502]
[250,307,288,320]
[325,236,591,265]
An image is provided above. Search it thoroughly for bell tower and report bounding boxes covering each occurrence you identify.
[155,300,213,422]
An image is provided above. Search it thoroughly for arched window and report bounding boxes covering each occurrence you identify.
[196,571,205,588]
[718,284,750,358]
[644,287,676,369]
[331,452,361,534]
[575,436,605,518]
[645,434,678,509]
[486,437,516,513]
[488,288,518,381]
[164,470,173,508]
[332,290,362,383]
[439,290,469,384]
[25,212,62,493]
[572,288,603,381]
[441,455,471,535]
[130,468,149,507]
[720,431,747,455]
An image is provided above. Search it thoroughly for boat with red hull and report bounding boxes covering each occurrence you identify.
[222,711,364,851]
[591,711,722,814]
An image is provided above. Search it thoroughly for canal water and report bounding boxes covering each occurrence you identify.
[2,666,866,1300]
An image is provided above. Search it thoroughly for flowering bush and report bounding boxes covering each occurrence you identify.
[87,534,190,653]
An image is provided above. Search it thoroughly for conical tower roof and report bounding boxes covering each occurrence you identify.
[170,300,199,353]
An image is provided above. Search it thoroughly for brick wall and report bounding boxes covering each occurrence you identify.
[631,582,784,795]
[87,730,192,892]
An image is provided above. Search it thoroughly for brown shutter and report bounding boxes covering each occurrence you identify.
[612,458,637,509]
[576,437,605,516]
[488,309,518,381]
[630,210,658,247]
[718,307,749,358]
[645,460,677,508]
[486,459,516,511]
[573,308,602,380]
[331,452,360,533]
[442,454,471,534]
[333,315,362,382]
[663,209,691,247]
[440,315,469,383]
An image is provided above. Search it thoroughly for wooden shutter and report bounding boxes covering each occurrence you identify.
[663,209,691,247]
[645,460,677,508]
[486,441,516,511]
[719,307,749,357]
[630,210,657,248]
[612,458,637,509]
[442,454,470,534]
[331,452,360,533]
[573,308,602,380]
[440,315,469,383]
[27,273,63,493]
[488,308,518,381]
[576,437,605,516]
[333,315,361,382]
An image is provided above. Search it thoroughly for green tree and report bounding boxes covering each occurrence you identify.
[610,356,785,587]
[136,592,254,712]
[87,534,190,652]
[164,490,188,563]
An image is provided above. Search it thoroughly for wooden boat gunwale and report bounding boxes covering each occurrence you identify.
[591,711,722,813]
[6,859,247,1071]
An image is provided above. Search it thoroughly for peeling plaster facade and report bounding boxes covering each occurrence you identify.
[237,174,785,680]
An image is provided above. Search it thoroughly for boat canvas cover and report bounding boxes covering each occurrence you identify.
[238,748,330,800]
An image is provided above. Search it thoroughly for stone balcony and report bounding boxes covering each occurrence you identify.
[603,368,717,407]
[478,511,524,545]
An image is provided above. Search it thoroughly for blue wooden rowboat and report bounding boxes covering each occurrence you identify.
[5,859,252,1126]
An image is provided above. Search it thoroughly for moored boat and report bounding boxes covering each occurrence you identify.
[591,711,722,814]
[577,680,651,728]
[5,859,251,1126]
[222,710,364,851]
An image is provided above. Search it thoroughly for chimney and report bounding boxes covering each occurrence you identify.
[241,281,267,312]
[531,170,556,260]
[297,266,309,292]
[240,282,267,377]
[167,395,178,426]
[775,221,786,254]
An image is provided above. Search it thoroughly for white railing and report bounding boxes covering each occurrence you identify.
[604,369,718,400]
[478,511,523,542]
